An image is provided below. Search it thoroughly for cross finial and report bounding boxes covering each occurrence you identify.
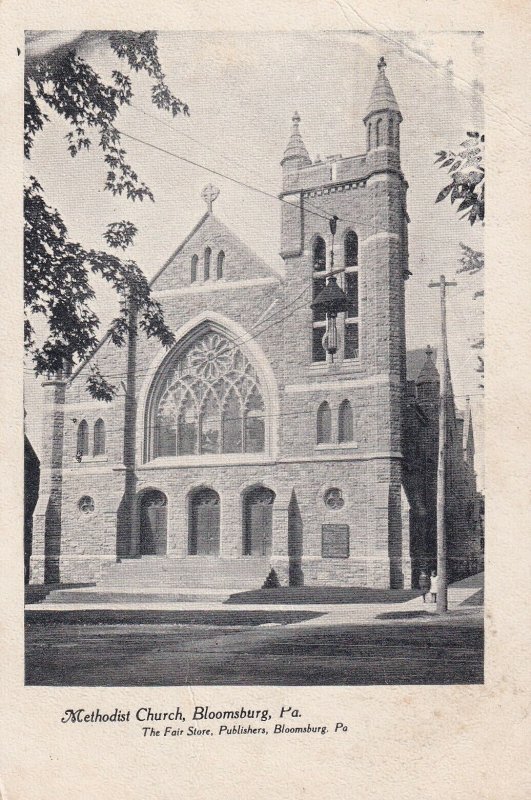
[426,344,434,359]
[378,56,387,73]
[201,183,220,212]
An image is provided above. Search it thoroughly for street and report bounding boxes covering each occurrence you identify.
[26,613,483,686]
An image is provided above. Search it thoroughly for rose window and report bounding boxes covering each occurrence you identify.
[151,331,266,458]
[324,488,344,510]
[78,496,95,514]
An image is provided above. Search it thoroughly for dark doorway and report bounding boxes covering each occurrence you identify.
[139,490,167,555]
[243,487,275,556]
[189,488,220,555]
[288,491,304,586]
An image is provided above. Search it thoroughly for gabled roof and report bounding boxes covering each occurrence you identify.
[407,346,439,383]
[151,210,278,291]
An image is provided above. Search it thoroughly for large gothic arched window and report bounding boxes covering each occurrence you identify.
[151,331,266,459]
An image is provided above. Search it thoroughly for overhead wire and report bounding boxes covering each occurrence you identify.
[128,102,355,228]
[117,126,361,228]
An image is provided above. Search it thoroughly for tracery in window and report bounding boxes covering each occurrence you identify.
[153,332,266,458]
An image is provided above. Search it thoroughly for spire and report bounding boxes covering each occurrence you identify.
[364,57,401,122]
[281,111,311,168]
[416,345,440,385]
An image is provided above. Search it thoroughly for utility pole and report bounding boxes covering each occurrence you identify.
[428,274,457,613]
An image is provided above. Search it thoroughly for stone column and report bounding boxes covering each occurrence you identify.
[271,490,292,585]
[168,484,189,557]
[220,488,242,558]
[30,374,67,584]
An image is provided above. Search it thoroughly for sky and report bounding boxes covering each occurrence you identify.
[24,30,484,485]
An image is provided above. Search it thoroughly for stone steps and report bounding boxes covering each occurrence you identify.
[97,556,271,590]
[41,588,237,604]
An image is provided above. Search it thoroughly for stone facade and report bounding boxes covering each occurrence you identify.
[30,60,481,590]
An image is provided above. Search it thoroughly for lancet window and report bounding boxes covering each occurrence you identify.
[343,231,359,360]
[312,236,327,362]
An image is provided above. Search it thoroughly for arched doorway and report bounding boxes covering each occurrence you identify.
[243,487,275,557]
[189,488,220,555]
[139,490,167,555]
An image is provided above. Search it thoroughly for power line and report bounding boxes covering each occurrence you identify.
[117,126,358,228]
[130,103,269,187]
[128,102,354,228]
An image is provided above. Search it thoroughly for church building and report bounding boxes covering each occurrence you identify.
[30,59,482,591]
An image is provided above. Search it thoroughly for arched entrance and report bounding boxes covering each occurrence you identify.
[189,488,220,555]
[243,487,275,556]
[139,490,167,555]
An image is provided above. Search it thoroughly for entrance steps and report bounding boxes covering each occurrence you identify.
[40,587,238,604]
[99,555,271,590]
[38,557,272,605]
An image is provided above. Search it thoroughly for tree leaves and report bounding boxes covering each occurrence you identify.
[457,243,484,275]
[436,184,453,203]
[24,31,186,398]
[86,364,118,401]
[434,134,485,225]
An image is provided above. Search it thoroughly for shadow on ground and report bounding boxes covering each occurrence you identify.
[460,588,484,606]
[25,609,324,626]
[225,587,423,605]
[25,583,96,605]
[376,610,434,620]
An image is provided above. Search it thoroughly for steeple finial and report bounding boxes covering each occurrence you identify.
[363,57,401,122]
[417,344,440,385]
[201,183,220,212]
[281,110,311,168]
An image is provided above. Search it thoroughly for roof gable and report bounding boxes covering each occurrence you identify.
[151,212,277,292]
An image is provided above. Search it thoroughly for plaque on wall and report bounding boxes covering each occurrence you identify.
[322,524,350,558]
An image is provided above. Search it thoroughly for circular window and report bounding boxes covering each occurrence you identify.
[78,496,95,514]
[324,488,344,510]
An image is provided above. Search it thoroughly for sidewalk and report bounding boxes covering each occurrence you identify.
[25,573,484,628]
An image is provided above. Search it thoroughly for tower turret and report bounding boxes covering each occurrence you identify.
[364,57,402,161]
[416,345,440,408]
[281,111,311,172]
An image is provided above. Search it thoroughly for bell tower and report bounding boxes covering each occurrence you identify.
[277,58,412,588]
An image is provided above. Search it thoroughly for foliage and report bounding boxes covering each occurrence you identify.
[435,132,484,225]
[25,31,189,398]
[434,133,485,386]
[458,243,484,299]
